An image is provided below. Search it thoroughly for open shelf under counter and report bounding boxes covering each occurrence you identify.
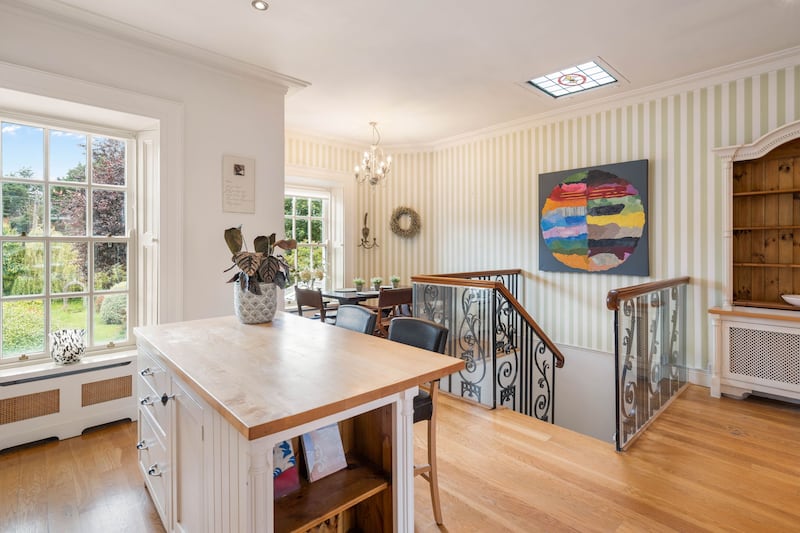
[732,187,800,196]
[275,454,390,533]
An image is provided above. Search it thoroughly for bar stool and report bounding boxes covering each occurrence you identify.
[387,316,448,525]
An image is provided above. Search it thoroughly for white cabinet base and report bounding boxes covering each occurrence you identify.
[711,308,800,402]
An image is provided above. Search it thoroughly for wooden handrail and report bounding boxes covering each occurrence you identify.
[418,268,522,279]
[606,277,691,311]
[496,284,565,368]
[411,271,565,368]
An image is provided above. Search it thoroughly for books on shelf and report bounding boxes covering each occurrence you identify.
[301,423,348,482]
[273,440,300,498]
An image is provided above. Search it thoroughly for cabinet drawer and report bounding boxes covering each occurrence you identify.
[138,348,168,398]
[138,376,169,436]
[137,408,168,522]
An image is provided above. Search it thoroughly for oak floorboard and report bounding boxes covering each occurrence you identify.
[1,385,798,532]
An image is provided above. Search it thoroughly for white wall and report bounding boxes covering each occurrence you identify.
[0,3,292,322]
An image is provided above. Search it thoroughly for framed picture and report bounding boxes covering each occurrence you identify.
[301,423,347,482]
[538,159,649,276]
[222,154,255,213]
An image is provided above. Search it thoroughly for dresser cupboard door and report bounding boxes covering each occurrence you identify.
[171,375,206,533]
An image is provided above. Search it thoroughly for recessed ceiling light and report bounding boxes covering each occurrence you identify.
[527,60,619,99]
[251,0,269,11]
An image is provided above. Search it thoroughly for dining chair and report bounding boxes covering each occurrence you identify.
[386,316,448,525]
[295,287,337,323]
[333,305,377,334]
[366,287,413,336]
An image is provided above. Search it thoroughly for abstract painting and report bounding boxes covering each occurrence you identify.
[539,159,649,275]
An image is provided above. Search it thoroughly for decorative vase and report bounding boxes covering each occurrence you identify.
[391,281,399,288]
[355,283,364,292]
[234,282,278,324]
[373,283,381,291]
[50,329,85,364]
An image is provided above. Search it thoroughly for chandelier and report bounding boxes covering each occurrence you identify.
[354,122,392,186]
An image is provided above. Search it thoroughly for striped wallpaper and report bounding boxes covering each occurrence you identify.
[287,60,800,371]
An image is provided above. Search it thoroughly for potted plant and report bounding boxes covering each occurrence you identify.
[370,276,383,291]
[390,275,401,288]
[224,226,296,323]
[353,277,365,291]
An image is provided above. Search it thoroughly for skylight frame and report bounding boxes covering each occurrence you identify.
[526,59,620,99]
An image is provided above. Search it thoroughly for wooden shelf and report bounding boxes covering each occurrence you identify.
[733,263,800,268]
[733,225,800,230]
[732,188,800,197]
[274,454,390,533]
[731,300,800,312]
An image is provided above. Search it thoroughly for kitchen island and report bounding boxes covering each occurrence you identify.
[134,312,463,532]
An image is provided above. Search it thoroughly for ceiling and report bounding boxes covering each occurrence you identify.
[16,0,800,146]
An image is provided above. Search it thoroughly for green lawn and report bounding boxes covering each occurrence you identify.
[3,298,126,357]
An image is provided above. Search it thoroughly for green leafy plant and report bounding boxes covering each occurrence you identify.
[224,226,297,294]
[353,277,365,285]
[370,276,383,287]
[390,275,400,284]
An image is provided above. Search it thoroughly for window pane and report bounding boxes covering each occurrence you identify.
[2,241,44,296]
[295,220,309,243]
[50,296,88,333]
[284,197,293,215]
[50,130,87,182]
[91,136,126,185]
[295,198,308,216]
[51,186,87,236]
[92,189,126,236]
[1,122,43,179]
[2,182,44,236]
[311,220,323,243]
[50,242,88,294]
[284,217,293,240]
[296,247,311,272]
[94,293,127,345]
[311,246,324,269]
[310,199,322,217]
[284,249,296,271]
[2,299,44,358]
[94,242,127,290]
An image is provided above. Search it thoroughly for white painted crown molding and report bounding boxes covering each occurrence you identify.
[431,45,800,150]
[1,0,309,94]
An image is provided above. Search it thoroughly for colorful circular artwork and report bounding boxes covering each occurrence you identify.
[540,169,645,271]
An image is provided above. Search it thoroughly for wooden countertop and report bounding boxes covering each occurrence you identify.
[134,313,465,441]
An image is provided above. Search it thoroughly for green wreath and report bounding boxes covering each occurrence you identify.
[390,206,421,238]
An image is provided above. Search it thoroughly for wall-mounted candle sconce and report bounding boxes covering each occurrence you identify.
[358,212,378,249]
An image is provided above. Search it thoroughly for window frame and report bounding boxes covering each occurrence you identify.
[0,112,137,366]
[284,186,332,300]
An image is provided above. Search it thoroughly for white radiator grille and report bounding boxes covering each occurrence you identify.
[729,327,800,385]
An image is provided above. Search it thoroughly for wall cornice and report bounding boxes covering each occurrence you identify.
[2,0,309,94]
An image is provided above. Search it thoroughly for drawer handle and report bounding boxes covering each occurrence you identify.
[147,464,162,477]
[139,396,155,406]
[140,367,154,377]
[136,440,148,451]
[161,393,175,405]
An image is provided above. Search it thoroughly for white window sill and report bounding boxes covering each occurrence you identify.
[0,349,138,383]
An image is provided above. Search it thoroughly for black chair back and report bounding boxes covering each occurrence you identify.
[334,305,377,334]
[387,317,448,354]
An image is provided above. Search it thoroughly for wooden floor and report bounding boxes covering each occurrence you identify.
[1,385,798,532]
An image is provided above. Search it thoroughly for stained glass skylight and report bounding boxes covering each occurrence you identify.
[527,60,618,98]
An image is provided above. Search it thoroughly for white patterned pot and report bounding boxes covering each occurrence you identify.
[50,329,85,364]
[234,282,278,324]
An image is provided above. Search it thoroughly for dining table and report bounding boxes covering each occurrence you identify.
[321,288,382,305]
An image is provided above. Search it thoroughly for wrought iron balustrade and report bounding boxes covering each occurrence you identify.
[607,277,690,451]
[411,270,564,423]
